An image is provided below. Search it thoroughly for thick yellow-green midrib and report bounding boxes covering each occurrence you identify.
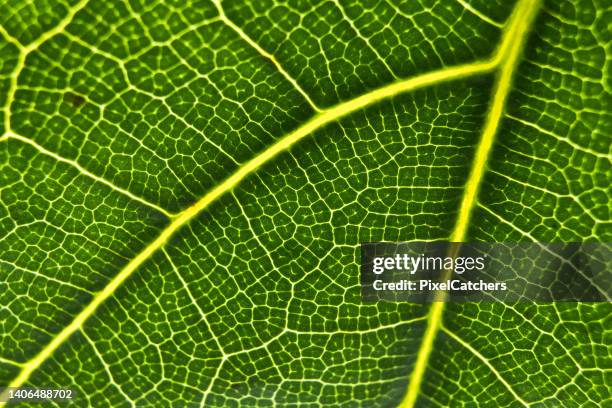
[398,1,542,407]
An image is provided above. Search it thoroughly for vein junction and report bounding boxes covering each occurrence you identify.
[1,0,541,404]
[399,1,542,407]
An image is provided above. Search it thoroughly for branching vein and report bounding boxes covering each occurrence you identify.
[399,1,542,407]
[0,0,546,405]
[442,326,529,407]
[1,53,497,403]
[211,0,322,112]
[5,131,173,218]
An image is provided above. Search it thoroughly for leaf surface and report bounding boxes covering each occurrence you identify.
[0,0,610,406]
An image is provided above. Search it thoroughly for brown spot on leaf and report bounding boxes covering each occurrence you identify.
[64,92,86,108]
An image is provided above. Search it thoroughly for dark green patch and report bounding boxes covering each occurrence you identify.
[63,92,86,108]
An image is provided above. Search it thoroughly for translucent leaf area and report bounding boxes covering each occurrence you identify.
[0,0,610,406]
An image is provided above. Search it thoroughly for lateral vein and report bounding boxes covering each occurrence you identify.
[211,0,322,112]
[161,248,226,356]
[3,0,90,138]
[0,356,23,367]
[442,327,529,407]
[3,50,24,134]
[455,0,504,28]
[0,24,23,49]
[398,1,542,407]
[6,131,173,218]
[1,57,496,399]
[22,0,90,54]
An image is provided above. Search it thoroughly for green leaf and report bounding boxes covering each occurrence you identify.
[0,0,610,406]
